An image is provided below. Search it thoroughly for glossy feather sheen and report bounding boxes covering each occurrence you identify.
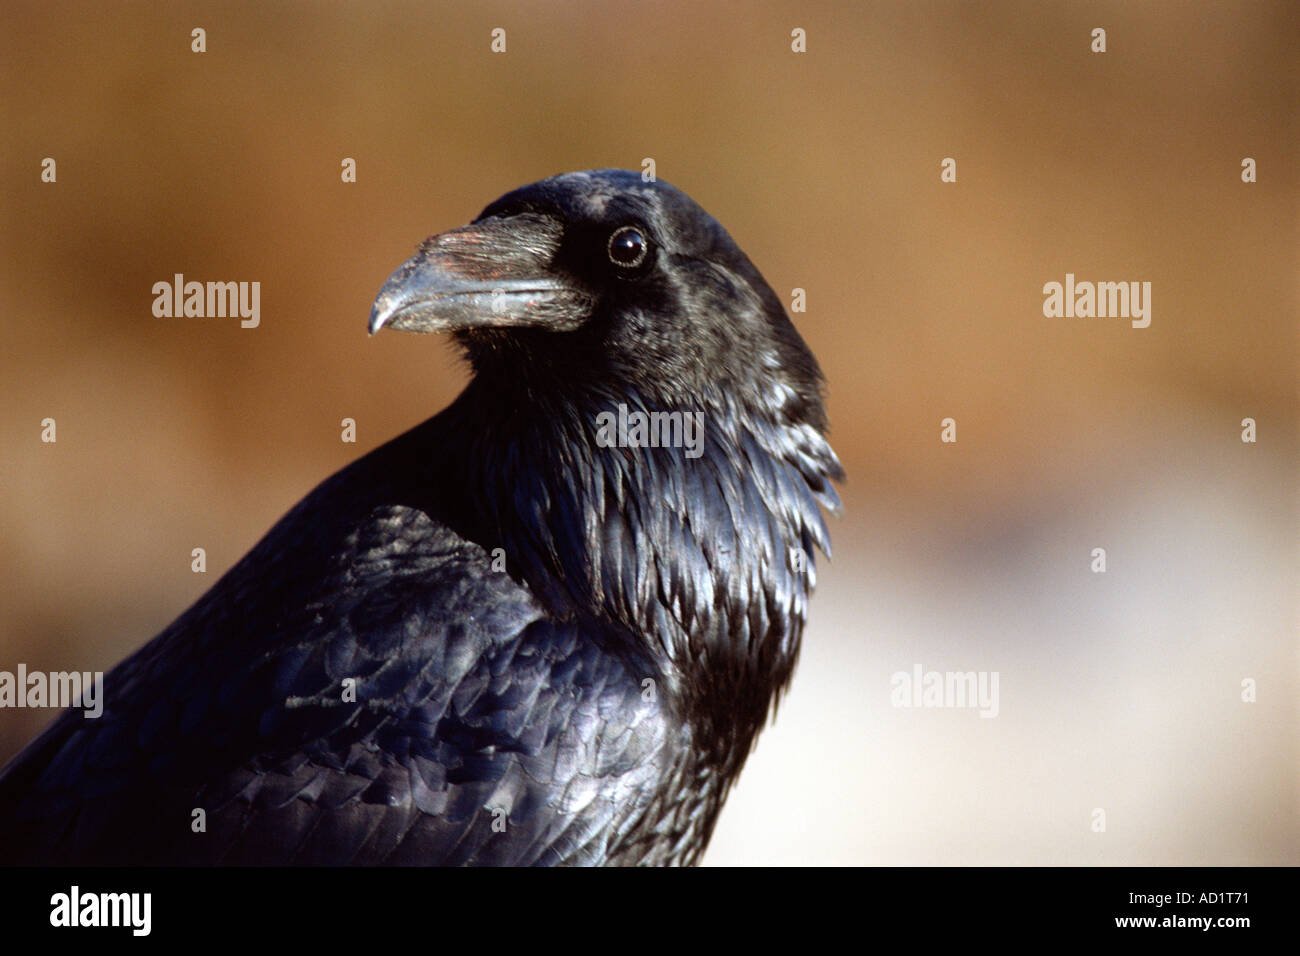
[0,170,842,866]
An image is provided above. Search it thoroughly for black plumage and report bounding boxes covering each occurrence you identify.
[0,170,842,865]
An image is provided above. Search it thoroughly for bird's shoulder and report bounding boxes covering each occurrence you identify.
[0,435,674,865]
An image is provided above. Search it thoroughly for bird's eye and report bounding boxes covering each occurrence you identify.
[607,226,649,270]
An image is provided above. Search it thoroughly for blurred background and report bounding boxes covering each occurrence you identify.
[1,1,1295,864]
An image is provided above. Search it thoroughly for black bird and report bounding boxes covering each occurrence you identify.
[0,170,842,865]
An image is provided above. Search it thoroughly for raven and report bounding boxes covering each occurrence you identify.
[0,170,842,866]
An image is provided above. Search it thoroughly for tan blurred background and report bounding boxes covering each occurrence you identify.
[1,1,1295,864]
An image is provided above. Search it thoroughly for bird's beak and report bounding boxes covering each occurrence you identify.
[368,213,588,335]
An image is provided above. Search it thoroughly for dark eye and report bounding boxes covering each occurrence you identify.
[607,226,649,269]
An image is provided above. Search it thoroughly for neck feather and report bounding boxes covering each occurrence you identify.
[452,372,841,766]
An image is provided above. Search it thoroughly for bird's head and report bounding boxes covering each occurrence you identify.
[371,171,842,731]
[369,169,831,432]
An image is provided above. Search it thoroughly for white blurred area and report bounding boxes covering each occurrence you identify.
[707,402,1297,865]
